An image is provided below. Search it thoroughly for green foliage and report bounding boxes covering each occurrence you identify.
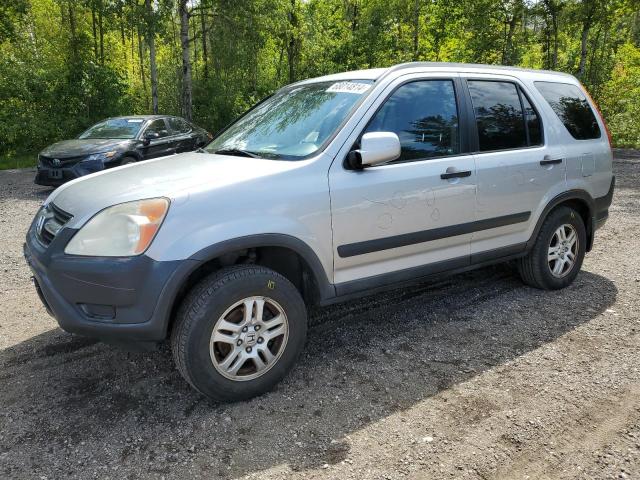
[0,152,36,170]
[0,0,639,161]
[600,43,640,148]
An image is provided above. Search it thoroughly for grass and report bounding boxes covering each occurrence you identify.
[0,152,38,170]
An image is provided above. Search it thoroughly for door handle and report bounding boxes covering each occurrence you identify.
[540,157,563,166]
[440,170,471,180]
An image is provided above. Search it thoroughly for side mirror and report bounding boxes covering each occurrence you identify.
[346,132,401,169]
[142,130,160,146]
[144,131,160,140]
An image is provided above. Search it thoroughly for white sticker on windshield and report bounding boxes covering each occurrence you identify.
[326,82,371,94]
[127,119,144,123]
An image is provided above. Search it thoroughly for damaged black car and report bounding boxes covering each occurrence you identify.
[35,115,211,187]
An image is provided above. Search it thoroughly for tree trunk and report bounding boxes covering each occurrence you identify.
[98,0,104,65]
[145,0,158,114]
[200,3,208,80]
[67,2,79,65]
[276,44,284,82]
[502,1,521,65]
[137,25,149,111]
[587,25,602,85]
[412,0,420,61]
[578,3,596,78]
[179,0,192,120]
[118,3,127,66]
[543,0,559,69]
[286,0,298,83]
[192,11,197,81]
[130,0,135,78]
[91,3,99,61]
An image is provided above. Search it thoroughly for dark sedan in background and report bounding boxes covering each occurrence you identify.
[35,115,211,186]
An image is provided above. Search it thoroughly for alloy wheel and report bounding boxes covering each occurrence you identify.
[209,296,289,381]
[548,223,579,278]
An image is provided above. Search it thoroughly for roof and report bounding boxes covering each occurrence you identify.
[295,62,575,86]
[108,115,167,120]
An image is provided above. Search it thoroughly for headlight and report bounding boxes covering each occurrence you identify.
[83,151,117,163]
[65,198,170,256]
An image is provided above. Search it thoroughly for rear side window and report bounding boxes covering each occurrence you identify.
[145,119,169,138]
[468,81,527,151]
[534,81,600,140]
[365,80,460,161]
[168,117,192,134]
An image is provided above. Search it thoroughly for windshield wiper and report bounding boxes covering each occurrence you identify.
[214,148,260,158]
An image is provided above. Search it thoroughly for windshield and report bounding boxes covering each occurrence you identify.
[79,118,145,139]
[205,80,374,159]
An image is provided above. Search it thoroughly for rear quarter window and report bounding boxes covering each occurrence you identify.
[534,81,600,140]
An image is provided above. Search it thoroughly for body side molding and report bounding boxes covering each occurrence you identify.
[337,211,531,258]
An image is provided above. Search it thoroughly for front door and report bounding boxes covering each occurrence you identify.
[461,76,567,259]
[141,118,174,159]
[329,75,477,293]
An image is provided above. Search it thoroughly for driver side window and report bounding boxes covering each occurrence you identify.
[365,80,460,162]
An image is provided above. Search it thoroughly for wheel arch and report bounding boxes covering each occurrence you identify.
[162,234,335,339]
[527,190,596,253]
[122,150,143,162]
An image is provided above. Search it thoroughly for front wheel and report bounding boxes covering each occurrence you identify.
[518,206,586,290]
[171,265,307,402]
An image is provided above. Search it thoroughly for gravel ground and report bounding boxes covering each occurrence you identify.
[0,150,639,479]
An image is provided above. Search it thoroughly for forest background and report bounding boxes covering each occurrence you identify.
[1,0,639,168]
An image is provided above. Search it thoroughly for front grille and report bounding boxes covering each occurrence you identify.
[36,203,73,246]
[39,155,85,168]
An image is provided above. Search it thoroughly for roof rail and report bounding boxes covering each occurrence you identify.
[376,61,573,82]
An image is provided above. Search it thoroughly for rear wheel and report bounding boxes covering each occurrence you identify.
[518,206,586,290]
[171,265,307,402]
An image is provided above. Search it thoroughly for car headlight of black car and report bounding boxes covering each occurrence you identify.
[82,151,117,163]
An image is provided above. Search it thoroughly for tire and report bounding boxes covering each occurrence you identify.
[171,265,307,402]
[518,206,586,290]
[120,156,137,165]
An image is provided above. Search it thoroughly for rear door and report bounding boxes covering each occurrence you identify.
[328,73,477,291]
[461,75,567,259]
[167,117,197,152]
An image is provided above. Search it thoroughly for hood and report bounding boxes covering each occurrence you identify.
[40,139,130,158]
[47,152,305,227]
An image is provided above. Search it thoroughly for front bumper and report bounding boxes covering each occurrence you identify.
[34,159,108,186]
[24,223,198,343]
[35,167,79,186]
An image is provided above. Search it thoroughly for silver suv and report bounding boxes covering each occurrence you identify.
[25,63,614,402]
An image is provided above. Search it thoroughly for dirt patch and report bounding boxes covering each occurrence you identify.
[0,153,639,479]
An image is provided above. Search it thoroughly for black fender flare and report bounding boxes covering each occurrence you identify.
[158,233,336,331]
[526,189,596,252]
[153,234,335,337]
[188,233,334,299]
